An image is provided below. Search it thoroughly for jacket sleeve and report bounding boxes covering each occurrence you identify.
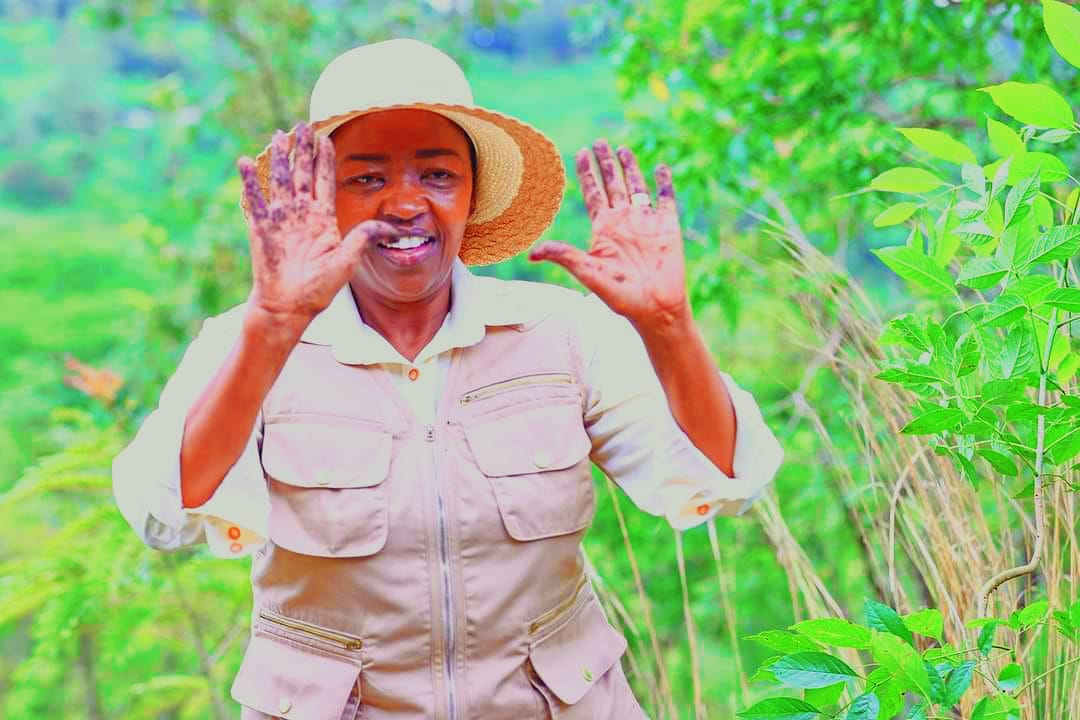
[577,294,784,530]
[111,304,269,558]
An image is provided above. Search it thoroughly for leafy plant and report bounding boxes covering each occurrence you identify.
[737,1,1080,717]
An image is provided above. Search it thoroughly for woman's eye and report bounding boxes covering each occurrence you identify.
[347,175,380,186]
[427,170,454,181]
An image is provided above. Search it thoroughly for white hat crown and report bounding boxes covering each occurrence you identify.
[309,38,475,123]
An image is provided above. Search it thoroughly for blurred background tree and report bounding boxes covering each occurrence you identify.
[1,0,1077,717]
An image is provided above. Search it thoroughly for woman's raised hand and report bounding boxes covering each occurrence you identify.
[237,122,397,329]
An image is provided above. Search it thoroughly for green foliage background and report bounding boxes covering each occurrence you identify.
[1,0,1078,718]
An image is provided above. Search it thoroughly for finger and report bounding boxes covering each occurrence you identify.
[314,134,336,212]
[655,164,676,212]
[238,156,268,226]
[528,241,604,290]
[616,146,650,199]
[268,130,293,225]
[293,121,315,217]
[324,220,399,276]
[593,139,628,207]
[575,149,606,222]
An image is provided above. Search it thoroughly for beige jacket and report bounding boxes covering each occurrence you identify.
[112,263,785,719]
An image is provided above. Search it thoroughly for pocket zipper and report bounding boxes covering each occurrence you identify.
[529,575,589,635]
[459,372,574,406]
[258,609,363,651]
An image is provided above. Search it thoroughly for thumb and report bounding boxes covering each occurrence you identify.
[528,241,601,287]
[336,220,399,265]
[322,220,398,283]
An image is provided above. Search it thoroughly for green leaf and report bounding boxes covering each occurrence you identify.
[1042,288,1080,313]
[982,378,1027,405]
[737,697,823,720]
[924,660,947,704]
[1018,599,1049,627]
[865,599,915,644]
[1010,152,1070,184]
[943,661,975,707]
[1043,0,1080,70]
[987,117,1025,157]
[981,694,1021,720]
[962,162,986,194]
[977,448,1017,476]
[977,622,997,656]
[1034,128,1075,144]
[791,619,873,649]
[751,655,784,684]
[979,82,1075,129]
[979,294,1027,328]
[900,407,966,435]
[845,693,879,720]
[873,202,920,228]
[1026,226,1080,267]
[870,167,946,193]
[875,364,944,384]
[866,667,904,718]
[1003,170,1039,229]
[972,697,989,720]
[804,682,845,709]
[897,128,977,165]
[870,631,931,699]
[871,246,956,296]
[957,257,1008,290]
[1001,323,1037,378]
[747,631,823,654]
[769,652,860,689]
[1034,195,1054,228]
[997,663,1023,692]
[903,608,944,642]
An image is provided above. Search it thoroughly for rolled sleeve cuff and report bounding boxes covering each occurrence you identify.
[662,370,784,530]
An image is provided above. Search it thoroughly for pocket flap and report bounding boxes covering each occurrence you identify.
[463,401,590,477]
[231,631,361,720]
[529,592,628,705]
[263,417,392,488]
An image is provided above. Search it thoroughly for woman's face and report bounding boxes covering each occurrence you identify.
[331,109,475,306]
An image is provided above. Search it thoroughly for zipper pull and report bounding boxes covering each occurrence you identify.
[424,424,435,442]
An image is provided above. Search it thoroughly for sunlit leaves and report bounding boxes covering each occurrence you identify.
[790,618,872,649]
[872,246,956,296]
[873,202,920,227]
[736,697,822,719]
[769,652,860,689]
[897,128,976,165]
[870,167,946,193]
[865,599,914,644]
[986,117,1025,157]
[1025,226,1080,268]
[902,608,944,643]
[870,631,931,699]
[1041,288,1080,313]
[1042,0,1080,69]
[978,82,1074,129]
[957,257,1008,290]
[1001,322,1037,378]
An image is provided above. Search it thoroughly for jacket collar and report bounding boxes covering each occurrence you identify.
[300,258,544,366]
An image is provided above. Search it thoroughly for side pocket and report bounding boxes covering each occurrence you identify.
[231,614,364,720]
[526,590,640,719]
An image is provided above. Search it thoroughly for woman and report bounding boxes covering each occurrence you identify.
[113,38,783,720]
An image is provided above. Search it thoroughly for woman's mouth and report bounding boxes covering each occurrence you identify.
[375,234,438,267]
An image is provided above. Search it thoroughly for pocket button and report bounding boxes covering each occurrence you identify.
[533,451,552,469]
[277,697,292,714]
[582,667,593,682]
[315,469,332,486]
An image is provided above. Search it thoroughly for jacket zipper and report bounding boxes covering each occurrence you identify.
[426,424,458,720]
[529,574,588,635]
[458,372,574,406]
[258,609,363,650]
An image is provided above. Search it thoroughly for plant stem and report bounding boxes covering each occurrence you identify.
[976,300,1058,616]
[1014,654,1080,697]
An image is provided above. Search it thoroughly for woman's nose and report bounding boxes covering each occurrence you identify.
[379,178,427,222]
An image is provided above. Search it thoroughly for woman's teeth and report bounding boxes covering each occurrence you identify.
[379,235,432,250]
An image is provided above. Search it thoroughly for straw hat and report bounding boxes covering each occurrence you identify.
[245,38,566,266]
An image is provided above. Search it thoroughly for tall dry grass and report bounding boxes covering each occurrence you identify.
[596,203,1079,718]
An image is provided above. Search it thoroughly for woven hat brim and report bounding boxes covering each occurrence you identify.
[246,103,566,266]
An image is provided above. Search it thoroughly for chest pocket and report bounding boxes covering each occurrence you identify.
[463,399,595,541]
[261,415,392,558]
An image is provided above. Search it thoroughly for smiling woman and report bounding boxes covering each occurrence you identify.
[111,37,784,720]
